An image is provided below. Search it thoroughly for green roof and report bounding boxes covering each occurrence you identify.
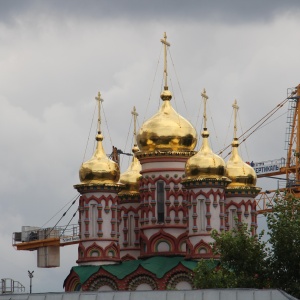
[71,256,204,284]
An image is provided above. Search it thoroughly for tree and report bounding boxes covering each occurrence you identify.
[267,192,300,298]
[194,223,269,289]
[194,259,236,288]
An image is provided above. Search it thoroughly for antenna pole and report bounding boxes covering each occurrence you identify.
[28,270,34,294]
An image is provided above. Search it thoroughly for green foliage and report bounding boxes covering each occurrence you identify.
[194,194,300,297]
[194,259,236,288]
[211,224,268,288]
[266,193,300,298]
[194,223,269,289]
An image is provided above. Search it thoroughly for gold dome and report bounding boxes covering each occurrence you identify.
[118,145,142,196]
[226,139,257,188]
[185,128,227,181]
[79,132,120,185]
[137,88,197,153]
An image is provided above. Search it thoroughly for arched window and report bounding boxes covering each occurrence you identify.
[74,283,81,291]
[90,250,100,257]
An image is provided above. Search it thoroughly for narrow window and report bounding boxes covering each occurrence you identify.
[198,198,206,231]
[128,214,134,246]
[229,209,237,229]
[90,204,97,237]
[157,181,165,223]
[80,210,85,239]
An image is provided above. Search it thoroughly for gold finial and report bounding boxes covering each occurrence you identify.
[95,91,104,133]
[232,99,239,139]
[225,99,259,190]
[131,106,139,146]
[184,87,227,182]
[78,91,120,186]
[160,32,171,90]
[201,88,209,129]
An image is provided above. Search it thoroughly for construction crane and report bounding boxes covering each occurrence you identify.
[12,224,80,268]
[12,146,131,267]
[255,84,300,213]
[12,85,300,264]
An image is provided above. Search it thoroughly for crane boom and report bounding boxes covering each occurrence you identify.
[256,84,300,213]
[12,225,80,251]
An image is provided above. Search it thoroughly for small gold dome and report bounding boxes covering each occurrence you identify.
[118,145,142,196]
[79,132,120,185]
[226,139,257,188]
[137,88,197,152]
[185,128,227,180]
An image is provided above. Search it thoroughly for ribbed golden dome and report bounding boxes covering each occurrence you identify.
[226,139,257,188]
[79,132,120,185]
[118,145,142,196]
[185,128,227,181]
[137,88,197,153]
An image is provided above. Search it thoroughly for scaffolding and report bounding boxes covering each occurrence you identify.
[0,278,25,294]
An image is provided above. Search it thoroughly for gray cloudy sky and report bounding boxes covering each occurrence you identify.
[1,0,300,293]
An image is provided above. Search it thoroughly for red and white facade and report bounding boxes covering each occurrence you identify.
[75,185,121,265]
[184,179,229,260]
[137,154,191,258]
[225,189,258,236]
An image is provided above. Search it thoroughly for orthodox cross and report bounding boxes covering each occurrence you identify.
[132,106,138,145]
[160,32,171,89]
[232,99,239,139]
[201,88,209,129]
[95,91,104,133]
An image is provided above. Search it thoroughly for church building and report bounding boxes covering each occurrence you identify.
[64,33,260,291]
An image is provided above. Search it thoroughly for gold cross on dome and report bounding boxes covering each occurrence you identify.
[232,99,239,139]
[95,91,104,133]
[160,32,171,89]
[201,88,209,129]
[131,106,139,145]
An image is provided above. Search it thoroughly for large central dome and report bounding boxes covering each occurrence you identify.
[137,89,197,153]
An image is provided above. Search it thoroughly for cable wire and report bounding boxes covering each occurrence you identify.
[143,45,163,123]
[168,48,189,116]
[60,210,78,237]
[120,115,133,169]
[44,195,79,238]
[82,102,97,163]
[218,96,290,158]
[40,193,80,228]
[102,104,113,149]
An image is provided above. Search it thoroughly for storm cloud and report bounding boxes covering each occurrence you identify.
[0,0,299,292]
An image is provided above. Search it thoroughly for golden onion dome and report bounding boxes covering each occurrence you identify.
[226,139,257,188]
[79,132,120,185]
[118,145,142,196]
[185,128,227,180]
[137,88,197,152]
